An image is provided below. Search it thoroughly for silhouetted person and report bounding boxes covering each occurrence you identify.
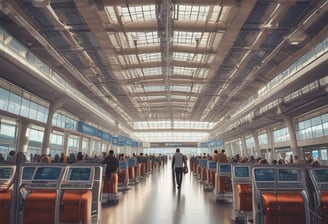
[103,150,119,177]
[172,148,187,190]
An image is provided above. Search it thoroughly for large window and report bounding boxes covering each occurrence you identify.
[0,87,48,123]
[297,113,328,140]
[49,133,63,157]
[258,132,268,145]
[52,112,77,131]
[273,127,290,143]
[0,122,17,158]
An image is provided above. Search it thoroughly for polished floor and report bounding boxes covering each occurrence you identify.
[101,162,233,224]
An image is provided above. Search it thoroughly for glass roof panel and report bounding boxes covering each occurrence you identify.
[173,67,196,76]
[121,5,156,22]
[133,121,171,129]
[170,86,191,92]
[104,7,118,24]
[208,5,222,23]
[174,5,209,22]
[144,86,165,92]
[136,96,167,101]
[128,32,159,46]
[135,131,209,142]
[173,121,215,129]
[135,95,166,101]
[126,85,144,93]
[174,52,204,63]
[195,68,209,79]
[170,95,197,101]
[133,120,214,131]
[143,67,162,76]
[139,53,161,62]
[191,84,203,93]
[173,31,202,46]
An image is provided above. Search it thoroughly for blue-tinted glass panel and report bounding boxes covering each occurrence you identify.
[0,88,9,111]
[254,168,275,181]
[208,161,217,169]
[20,98,30,117]
[219,164,231,173]
[22,167,35,180]
[278,169,300,181]
[8,93,21,114]
[235,166,250,178]
[0,167,13,179]
[34,167,61,180]
[67,168,91,181]
[29,101,38,120]
[312,169,328,182]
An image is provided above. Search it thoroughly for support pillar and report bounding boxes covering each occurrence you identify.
[282,114,300,163]
[252,131,260,157]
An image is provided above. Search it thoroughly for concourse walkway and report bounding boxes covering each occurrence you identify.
[101,163,232,224]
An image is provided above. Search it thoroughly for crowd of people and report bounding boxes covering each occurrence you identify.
[190,150,321,167]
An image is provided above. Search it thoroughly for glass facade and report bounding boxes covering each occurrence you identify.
[296,113,328,140]
[273,127,290,143]
[0,87,48,123]
[258,132,268,145]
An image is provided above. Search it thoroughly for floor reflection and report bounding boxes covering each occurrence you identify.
[101,163,233,224]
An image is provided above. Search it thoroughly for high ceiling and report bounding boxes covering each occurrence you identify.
[0,0,327,143]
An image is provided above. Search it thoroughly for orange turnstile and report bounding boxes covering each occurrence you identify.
[235,184,252,212]
[118,170,129,186]
[261,192,306,224]
[216,175,232,194]
[320,191,328,224]
[128,166,135,180]
[103,173,118,194]
[60,190,92,224]
[23,191,57,224]
[0,190,11,224]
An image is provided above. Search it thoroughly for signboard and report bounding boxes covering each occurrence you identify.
[112,137,118,145]
[78,122,97,136]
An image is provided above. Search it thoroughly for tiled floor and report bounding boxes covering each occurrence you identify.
[101,163,233,224]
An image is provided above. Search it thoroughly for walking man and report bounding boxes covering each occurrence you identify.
[172,148,187,190]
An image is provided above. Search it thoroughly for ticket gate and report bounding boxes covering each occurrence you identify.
[103,172,119,202]
[231,164,252,223]
[215,163,233,202]
[12,163,103,224]
[204,161,216,191]
[198,159,208,183]
[0,165,16,224]
[128,158,137,184]
[252,165,311,224]
[306,166,328,224]
[118,160,129,190]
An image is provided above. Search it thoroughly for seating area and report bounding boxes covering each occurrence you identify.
[261,191,306,224]
[189,158,328,224]
[1,164,102,224]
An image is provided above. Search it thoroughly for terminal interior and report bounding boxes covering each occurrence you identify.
[0,0,328,223]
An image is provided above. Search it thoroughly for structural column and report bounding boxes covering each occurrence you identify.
[63,131,70,157]
[16,118,30,154]
[87,138,93,157]
[78,136,83,152]
[42,103,61,155]
[240,136,247,157]
[252,131,260,157]
[282,114,300,163]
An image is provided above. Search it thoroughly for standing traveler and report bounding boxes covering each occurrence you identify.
[103,150,119,176]
[212,149,219,162]
[103,150,119,201]
[172,148,187,190]
[218,149,228,163]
